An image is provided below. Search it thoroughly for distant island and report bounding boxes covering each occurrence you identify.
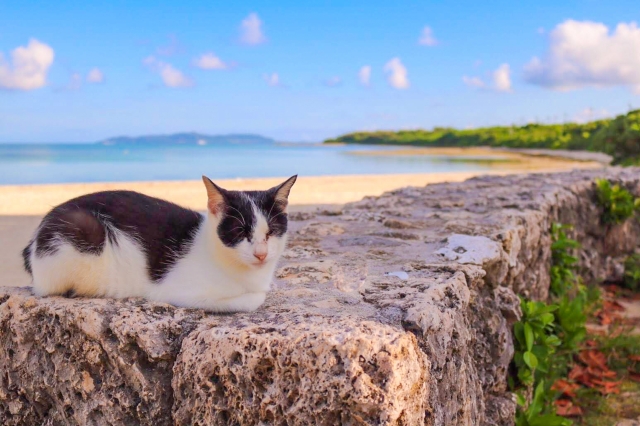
[98,133,274,146]
[325,109,640,166]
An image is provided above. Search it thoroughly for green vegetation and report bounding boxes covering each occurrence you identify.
[513,224,587,426]
[326,109,640,166]
[623,254,640,291]
[595,179,638,224]
[550,224,580,298]
[512,178,640,424]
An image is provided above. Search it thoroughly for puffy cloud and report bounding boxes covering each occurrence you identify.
[462,75,485,88]
[0,38,54,90]
[524,20,640,93]
[143,56,193,88]
[240,13,266,45]
[86,67,104,83]
[384,57,409,89]
[264,72,280,87]
[493,63,512,92]
[418,26,438,46]
[358,65,371,86]
[462,63,512,92]
[193,53,228,70]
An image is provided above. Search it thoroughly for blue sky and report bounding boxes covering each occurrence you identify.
[1,0,639,142]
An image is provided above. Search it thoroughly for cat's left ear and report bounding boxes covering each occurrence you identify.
[272,175,297,210]
[202,176,227,215]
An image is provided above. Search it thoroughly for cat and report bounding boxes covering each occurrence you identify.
[21,175,297,312]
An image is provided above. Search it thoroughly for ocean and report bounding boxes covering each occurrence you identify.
[0,142,500,185]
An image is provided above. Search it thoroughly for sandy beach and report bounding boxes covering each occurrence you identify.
[0,150,601,289]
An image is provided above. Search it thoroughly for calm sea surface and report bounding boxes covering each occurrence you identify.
[0,142,499,185]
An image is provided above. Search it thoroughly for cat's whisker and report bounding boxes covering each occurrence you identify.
[225,214,245,225]
[268,211,286,224]
[266,201,277,223]
[226,205,246,225]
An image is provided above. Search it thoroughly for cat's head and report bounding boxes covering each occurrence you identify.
[202,175,297,269]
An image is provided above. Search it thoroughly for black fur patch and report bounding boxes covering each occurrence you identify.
[215,188,288,247]
[22,242,32,275]
[26,191,203,282]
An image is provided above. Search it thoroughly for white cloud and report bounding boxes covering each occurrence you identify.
[462,63,512,92]
[0,38,54,90]
[462,75,485,88]
[240,13,266,45]
[493,63,512,92]
[524,20,640,93]
[143,56,193,88]
[358,65,371,86]
[160,64,192,88]
[418,26,438,46]
[193,53,227,70]
[384,57,409,89]
[264,72,280,86]
[86,67,104,83]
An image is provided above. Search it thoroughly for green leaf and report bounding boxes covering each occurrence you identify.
[545,335,561,347]
[527,380,546,419]
[524,323,534,351]
[540,313,555,326]
[523,351,538,370]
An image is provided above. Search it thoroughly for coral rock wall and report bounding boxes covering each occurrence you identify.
[1,168,639,425]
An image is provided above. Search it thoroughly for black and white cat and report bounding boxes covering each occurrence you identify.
[22,175,297,312]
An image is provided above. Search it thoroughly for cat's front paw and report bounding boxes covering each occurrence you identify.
[211,292,267,312]
[237,292,267,312]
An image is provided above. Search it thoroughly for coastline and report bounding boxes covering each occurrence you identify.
[0,161,602,289]
[0,162,600,216]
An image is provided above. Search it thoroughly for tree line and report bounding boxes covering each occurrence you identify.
[325,109,640,165]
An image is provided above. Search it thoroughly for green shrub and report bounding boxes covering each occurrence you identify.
[516,380,572,426]
[513,300,561,386]
[623,253,640,291]
[513,300,570,425]
[550,223,580,297]
[512,223,592,425]
[595,179,637,224]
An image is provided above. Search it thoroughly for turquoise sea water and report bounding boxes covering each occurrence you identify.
[0,142,499,185]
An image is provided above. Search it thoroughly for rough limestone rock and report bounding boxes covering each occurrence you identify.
[1,168,639,425]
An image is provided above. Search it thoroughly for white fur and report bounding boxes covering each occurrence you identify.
[29,205,287,312]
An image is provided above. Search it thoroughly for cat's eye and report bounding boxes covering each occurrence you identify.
[266,230,273,238]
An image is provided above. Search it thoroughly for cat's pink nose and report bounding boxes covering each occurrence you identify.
[254,253,267,262]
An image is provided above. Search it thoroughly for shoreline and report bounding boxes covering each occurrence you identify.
[0,165,600,216]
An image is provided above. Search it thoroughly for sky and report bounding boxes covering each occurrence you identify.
[1,0,640,143]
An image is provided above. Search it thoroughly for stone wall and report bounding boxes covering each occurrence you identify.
[1,168,639,425]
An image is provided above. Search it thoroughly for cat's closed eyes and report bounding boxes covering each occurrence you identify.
[22,175,297,312]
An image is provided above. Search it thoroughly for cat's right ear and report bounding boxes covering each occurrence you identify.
[202,176,226,215]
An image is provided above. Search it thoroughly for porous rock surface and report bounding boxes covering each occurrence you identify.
[1,168,640,425]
